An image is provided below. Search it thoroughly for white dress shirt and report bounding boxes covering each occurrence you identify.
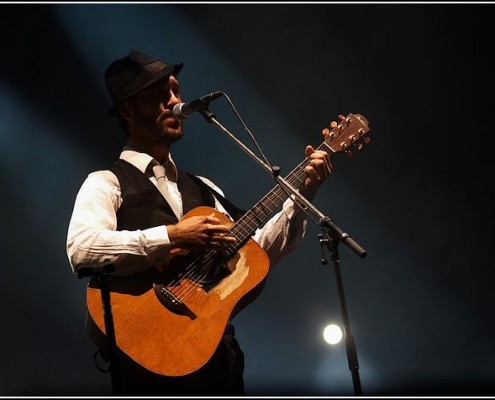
[66,149,308,276]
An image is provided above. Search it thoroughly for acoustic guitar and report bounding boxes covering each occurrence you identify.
[86,113,370,377]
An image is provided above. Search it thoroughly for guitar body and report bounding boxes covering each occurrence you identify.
[86,206,270,377]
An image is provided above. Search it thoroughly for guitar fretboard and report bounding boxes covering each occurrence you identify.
[223,141,333,258]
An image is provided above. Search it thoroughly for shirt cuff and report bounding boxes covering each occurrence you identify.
[142,225,171,252]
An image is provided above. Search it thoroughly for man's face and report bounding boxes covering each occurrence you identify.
[127,75,183,143]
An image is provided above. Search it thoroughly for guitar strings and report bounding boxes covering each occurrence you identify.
[168,190,287,302]
[166,140,332,304]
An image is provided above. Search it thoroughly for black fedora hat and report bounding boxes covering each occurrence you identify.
[104,50,183,117]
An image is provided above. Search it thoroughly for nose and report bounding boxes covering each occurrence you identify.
[166,76,181,107]
[166,91,180,109]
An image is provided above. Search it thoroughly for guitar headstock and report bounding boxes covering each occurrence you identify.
[322,113,370,156]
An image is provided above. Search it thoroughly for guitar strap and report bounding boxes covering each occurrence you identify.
[187,173,246,222]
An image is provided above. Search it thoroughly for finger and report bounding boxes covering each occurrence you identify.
[206,223,231,233]
[212,234,237,243]
[208,241,231,251]
[317,154,332,176]
[304,165,321,183]
[309,151,332,176]
[305,145,316,157]
[205,214,221,224]
[308,149,328,159]
[206,235,237,251]
[307,158,332,181]
[306,147,331,176]
[309,158,326,174]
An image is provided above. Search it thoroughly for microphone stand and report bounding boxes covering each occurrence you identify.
[199,107,366,396]
[77,264,122,395]
[318,233,363,396]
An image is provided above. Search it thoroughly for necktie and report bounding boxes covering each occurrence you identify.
[151,161,181,221]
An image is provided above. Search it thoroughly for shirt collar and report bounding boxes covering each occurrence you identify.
[120,146,178,182]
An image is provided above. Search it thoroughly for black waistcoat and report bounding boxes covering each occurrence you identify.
[111,159,216,229]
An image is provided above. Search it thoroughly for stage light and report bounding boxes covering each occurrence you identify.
[323,324,343,345]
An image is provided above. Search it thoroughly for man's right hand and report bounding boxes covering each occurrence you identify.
[167,213,236,251]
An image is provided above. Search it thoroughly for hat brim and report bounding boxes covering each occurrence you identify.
[107,62,183,118]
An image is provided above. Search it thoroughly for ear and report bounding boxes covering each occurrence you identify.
[119,102,133,121]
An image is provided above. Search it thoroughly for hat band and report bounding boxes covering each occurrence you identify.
[112,60,170,103]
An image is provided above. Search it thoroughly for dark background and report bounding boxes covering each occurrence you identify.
[0,3,493,396]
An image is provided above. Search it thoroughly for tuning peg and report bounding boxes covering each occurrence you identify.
[354,143,364,151]
[363,136,371,144]
[340,141,348,149]
[322,127,336,141]
[344,149,353,157]
[329,121,338,129]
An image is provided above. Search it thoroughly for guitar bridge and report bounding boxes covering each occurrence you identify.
[153,283,196,320]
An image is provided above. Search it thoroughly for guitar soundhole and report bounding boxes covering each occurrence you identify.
[195,254,232,292]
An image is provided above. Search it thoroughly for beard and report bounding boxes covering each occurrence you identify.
[134,107,183,144]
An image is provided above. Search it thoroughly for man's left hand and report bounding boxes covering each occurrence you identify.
[300,145,332,200]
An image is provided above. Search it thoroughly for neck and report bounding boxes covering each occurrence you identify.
[127,139,171,164]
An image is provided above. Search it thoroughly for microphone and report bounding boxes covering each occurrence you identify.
[172,91,223,120]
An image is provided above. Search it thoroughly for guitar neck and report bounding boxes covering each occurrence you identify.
[222,112,370,258]
[226,141,333,254]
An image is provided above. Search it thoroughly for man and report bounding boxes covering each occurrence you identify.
[66,50,332,395]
